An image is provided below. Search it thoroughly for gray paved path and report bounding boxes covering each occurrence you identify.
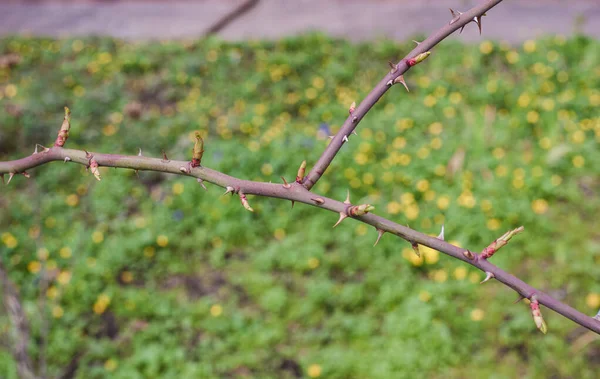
[0,0,599,42]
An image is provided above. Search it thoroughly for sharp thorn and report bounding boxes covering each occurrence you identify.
[333,213,347,228]
[7,172,15,185]
[223,186,235,196]
[344,190,351,205]
[138,148,143,156]
[22,171,30,178]
[64,156,71,163]
[311,197,325,205]
[480,271,494,284]
[374,228,385,246]
[411,242,420,257]
[514,295,525,304]
[33,144,49,155]
[393,75,409,92]
[386,79,393,87]
[352,130,358,136]
[342,135,349,143]
[281,176,291,189]
[291,200,295,208]
[197,178,207,190]
[328,135,334,139]
[412,40,421,46]
[437,224,445,240]
[463,250,475,260]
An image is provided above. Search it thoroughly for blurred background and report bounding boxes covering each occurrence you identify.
[1,0,599,378]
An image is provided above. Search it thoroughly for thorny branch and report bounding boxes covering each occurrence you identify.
[1,5,599,376]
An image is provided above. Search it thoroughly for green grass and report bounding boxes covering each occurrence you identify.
[0,34,599,378]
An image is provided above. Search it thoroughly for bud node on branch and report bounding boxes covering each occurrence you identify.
[530,296,548,334]
[480,226,524,259]
[239,191,254,212]
[191,132,204,168]
[296,160,307,184]
[406,51,431,67]
[54,107,71,147]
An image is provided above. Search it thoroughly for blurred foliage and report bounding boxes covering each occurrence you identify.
[0,34,599,378]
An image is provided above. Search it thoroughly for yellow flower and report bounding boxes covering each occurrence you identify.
[419,290,431,302]
[52,306,64,319]
[437,195,450,210]
[470,308,485,321]
[453,267,467,280]
[523,40,536,53]
[586,293,600,308]
[28,261,41,274]
[486,218,501,231]
[92,231,104,244]
[261,163,273,176]
[526,110,539,124]
[59,247,72,259]
[65,194,79,207]
[156,235,169,247]
[572,155,585,168]
[479,41,493,54]
[57,271,72,285]
[1,232,18,248]
[531,199,549,215]
[104,359,118,372]
[308,364,322,378]
[308,257,320,269]
[210,304,223,317]
[172,182,184,195]
[93,294,111,314]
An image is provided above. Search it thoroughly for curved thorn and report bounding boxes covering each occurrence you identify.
[342,135,349,143]
[138,148,143,157]
[411,242,420,257]
[352,130,358,136]
[333,213,347,228]
[281,176,291,189]
[64,157,71,163]
[344,190,351,205]
[197,178,207,190]
[463,250,475,260]
[223,186,235,196]
[374,228,385,246]
[412,40,421,46]
[480,271,495,284]
[393,75,409,92]
[437,224,445,240]
[7,172,15,185]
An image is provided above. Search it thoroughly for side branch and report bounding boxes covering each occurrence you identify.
[1,147,599,334]
[302,0,503,190]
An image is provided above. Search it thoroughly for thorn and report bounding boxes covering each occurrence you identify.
[239,191,254,212]
[22,171,30,178]
[291,200,295,208]
[474,13,486,35]
[281,176,291,189]
[462,250,475,260]
[138,148,143,156]
[64,157,71,163]
[342,135,349,143]
[374,228,385,246]
[349,101,356,115]
[386,79,393,87]
[412,40,421,46]
[161,150,169,162]
[197,178,207,190]
[411,242,420,257]
[437,224,445,240]
[328,135,334,139]
[352,130,358,136]
[352,116,358,123]
[7,172,14,185]
[514,295,525,304]
[296,160,307,183]
[480,271,494,284]
[344,190,351,205]
[388,61,398,73]
[135,170,139,178]
[311,197,325,205]
[393,75,409,92]
[449,8,462,25]
[33,144,49,154]
[223,186,235,196]
[333,213,348,228]
[179,166,190,174]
